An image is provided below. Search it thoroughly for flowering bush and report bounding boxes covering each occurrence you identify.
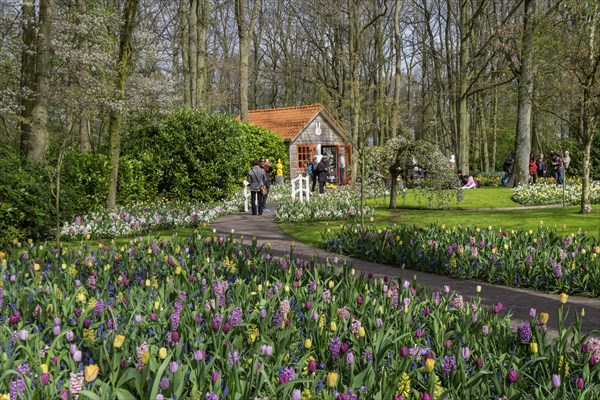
[472,173,503,187]
[511,181,600,206]
[274,187,375,223]
[323,224,600,296]
[0,238,598,399]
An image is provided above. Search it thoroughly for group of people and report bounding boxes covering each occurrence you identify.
[505,150,569,185]
[247,158,273,215]
[307,153,346,194]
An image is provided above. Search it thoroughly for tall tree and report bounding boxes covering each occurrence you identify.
[235,0,260,121]
[28,0,53,162]
[18,1,36,158]
[509,0,536,187]
[107,0,140,208]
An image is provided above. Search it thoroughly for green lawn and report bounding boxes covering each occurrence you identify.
[279,187,600,246]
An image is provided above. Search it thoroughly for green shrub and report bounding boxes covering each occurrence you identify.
[239,122,287,178]
[117,153,161,204]
[59,150,110,215]
[0,145,55,247]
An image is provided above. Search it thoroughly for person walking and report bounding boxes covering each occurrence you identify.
[259,158,273,212]
[550,151,564,185]
[529,154,538,184]
[338,152,346,186]
[248,160,267,215]
[536,154,547,178]
[316,155,329,194]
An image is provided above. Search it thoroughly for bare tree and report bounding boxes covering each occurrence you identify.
[107,0,140,208]
[28,0,53,162]
[235,0,260,121]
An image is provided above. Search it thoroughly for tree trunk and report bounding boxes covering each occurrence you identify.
[107,0,139,209]
[181,0,191,107]
[235,0,260,122]
[188,0,198,108]
[18,2,36,158]
[28,0,53,162]
[580,132,594,214]
[457,0,471,175]
[196,0,210,109]
[389,170,399,209]
[391,0,404,138]
[509,0,536,188]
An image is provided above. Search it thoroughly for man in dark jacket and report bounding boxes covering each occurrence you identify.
[260,158,273,212]
[316,155,329,194]
[248,160,267,215]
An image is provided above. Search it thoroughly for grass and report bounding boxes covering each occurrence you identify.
[278,187,600,247]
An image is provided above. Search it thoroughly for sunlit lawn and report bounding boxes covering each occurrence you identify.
[279,187,600,247]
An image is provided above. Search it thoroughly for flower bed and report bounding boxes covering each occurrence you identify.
[274,187,374,223]
[322,224,600,296]
[0,237,599,399]
[60,195,246,240]
[511,180,600,206]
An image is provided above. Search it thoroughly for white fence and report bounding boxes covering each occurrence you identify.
[291,175,311,203]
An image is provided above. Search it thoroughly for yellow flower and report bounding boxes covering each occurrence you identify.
[159,347,167,360]
[41,364,48,374]
[581,308,585,317]
[328,280,335,289]
[330,321,337,331]
[154,301,160,310]
[0,393,9,400]
[247,325,259,344]
[141,350,150,365]
[304,338,312,349]
[539,312,549,324]
[326,371,339,388]
[319,315,325,332]
[424,358,435,373]
[560,293,569,304]
[476,285,481,293]
[113,334,125,349]
[34,263,40,271]
[257,284,263,292]
[76,291,87,303]
[84,364,99,382]
[175,266,182,275]
[301,388,311,399]
[357,326,366,338]
[83,329,95,344]
[529,342,538,354]
[396,372,411,398]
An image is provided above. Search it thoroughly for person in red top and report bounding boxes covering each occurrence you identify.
[529,154,538,184]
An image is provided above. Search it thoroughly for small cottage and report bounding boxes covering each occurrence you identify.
[246,104,352,184]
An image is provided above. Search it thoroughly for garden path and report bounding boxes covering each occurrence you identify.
[212,209,600,338]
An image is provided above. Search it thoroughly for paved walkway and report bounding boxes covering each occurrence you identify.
[213,208,600,337]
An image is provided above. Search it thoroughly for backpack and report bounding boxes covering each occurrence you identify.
[307,163,314,176]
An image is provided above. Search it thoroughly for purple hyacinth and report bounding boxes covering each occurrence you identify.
[10,378,26,399]
[228,307,243,326]
[441,355,456,376]
[554,263,563,278]
[518,321,532,343]
[330,337,342,360]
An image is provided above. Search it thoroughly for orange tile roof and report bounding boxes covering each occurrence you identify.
[247,104,345,141]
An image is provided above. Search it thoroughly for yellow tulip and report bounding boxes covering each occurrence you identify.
[304,338,312,349]
[141,351,150,365]
[539,312,550,324]
[159,347,167,360]
[84,364,99,382]
[113,334,125,349]
[326,371,339,388]
[424,358,435,373]
[358,326,366,338]
[0,393,9,400]
[175,266,182,275]
[41,364,48,374]
[560,293,569,304]
[330,321,337,331]
[257,284,263,292]
[154,301,160,310]
[581,308,585,317]
[529,342,538,354]
[328,280,335,289]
